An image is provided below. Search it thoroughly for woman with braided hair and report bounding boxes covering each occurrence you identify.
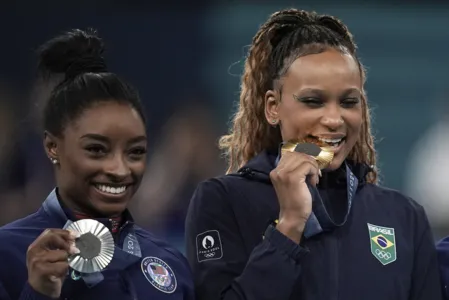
[185,8,442,300]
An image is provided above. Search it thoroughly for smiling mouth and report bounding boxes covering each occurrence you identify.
[305,135,346,148]
[93,184,128,196]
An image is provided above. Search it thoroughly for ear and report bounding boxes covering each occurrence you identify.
[43,131,59,163]
[264,89,280,126]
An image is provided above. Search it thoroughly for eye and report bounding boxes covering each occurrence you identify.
[298,97,324,108]
[85,144,107,157]
[128,147,147,160]
[340,97,360,108]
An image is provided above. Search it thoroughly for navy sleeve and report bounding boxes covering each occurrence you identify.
[410,205,443,300]
[0,281,54,300]
[185,179,308,300]
[18,282,55,300]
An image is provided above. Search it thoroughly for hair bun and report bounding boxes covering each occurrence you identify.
[317,16,356,51]
[37,28,107,80]
[270,9,316,26]
[65,55,107,79]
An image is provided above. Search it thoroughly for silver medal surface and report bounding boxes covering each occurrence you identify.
[66,219,115,273]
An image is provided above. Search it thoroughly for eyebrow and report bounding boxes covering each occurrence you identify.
[80,134,147,144]
[341,88,362,97]
[294,87,361,97]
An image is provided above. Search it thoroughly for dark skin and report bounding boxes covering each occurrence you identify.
[28,101,147,298]
[265,49,363,243]
[45,101,147,217]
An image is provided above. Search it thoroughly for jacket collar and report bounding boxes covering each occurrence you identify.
[42,188,135,231]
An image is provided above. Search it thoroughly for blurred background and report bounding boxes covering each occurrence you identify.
[1,1,449,252]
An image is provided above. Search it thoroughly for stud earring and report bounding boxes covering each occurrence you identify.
[50,158,59,165]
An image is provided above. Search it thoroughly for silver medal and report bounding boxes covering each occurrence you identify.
[66,219,115,273]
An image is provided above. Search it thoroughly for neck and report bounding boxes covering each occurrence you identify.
[56,189,124,234]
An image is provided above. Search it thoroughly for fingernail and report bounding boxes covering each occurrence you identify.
[70,245,80,255]
[69,230,80,239]
[319,170,322,177]
[49,275,58,282]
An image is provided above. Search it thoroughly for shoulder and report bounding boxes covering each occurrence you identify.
[361,183,426,215]
[187,174,255,218]
[190,173,264,204]
[134,226,192,277]
[0,208,53,247]
[194,174,243,195]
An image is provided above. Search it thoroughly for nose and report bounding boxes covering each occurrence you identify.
[320,103,344,131]
[105,155,131,182]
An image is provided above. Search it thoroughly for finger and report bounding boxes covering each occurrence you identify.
[308,173,320,186]
[67,230,81,240]
[43,249,70,263]
[278,152,317,172]
[275,153,304,175]
[68,240,80,255]
[273,152,319,185]
[38,229,79,247]
[38,261,70,279]
[41,229,77,240]
[293,161,320,185]
[281,154,319,177]
[37,232,72,252]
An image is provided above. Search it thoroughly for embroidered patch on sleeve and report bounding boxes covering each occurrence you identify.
[196,230,223,262]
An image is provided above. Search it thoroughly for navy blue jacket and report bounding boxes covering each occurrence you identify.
[0,190,194,300]
[185,149,442,300]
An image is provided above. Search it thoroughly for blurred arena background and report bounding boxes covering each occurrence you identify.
[1,0,449,252]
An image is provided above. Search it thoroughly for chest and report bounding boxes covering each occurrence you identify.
[231,183,416,299]
[295,215,414,300]
[61,262,185,300]
[4,248,187,300]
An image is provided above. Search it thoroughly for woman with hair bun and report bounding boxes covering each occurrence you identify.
[0,29,194,300]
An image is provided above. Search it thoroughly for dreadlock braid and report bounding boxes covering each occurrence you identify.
[219,8,377,183]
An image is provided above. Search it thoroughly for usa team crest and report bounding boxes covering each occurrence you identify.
[141,256,177,293]
[367,223,397,265]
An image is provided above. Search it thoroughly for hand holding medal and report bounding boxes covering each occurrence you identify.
[26,229,80,298]
[26,220,115,298]
[271,139,335,244]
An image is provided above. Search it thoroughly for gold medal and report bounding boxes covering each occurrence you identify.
[281,139,334,169]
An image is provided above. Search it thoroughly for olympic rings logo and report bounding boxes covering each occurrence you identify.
[375,248,391,260]
[204,252,216,258]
